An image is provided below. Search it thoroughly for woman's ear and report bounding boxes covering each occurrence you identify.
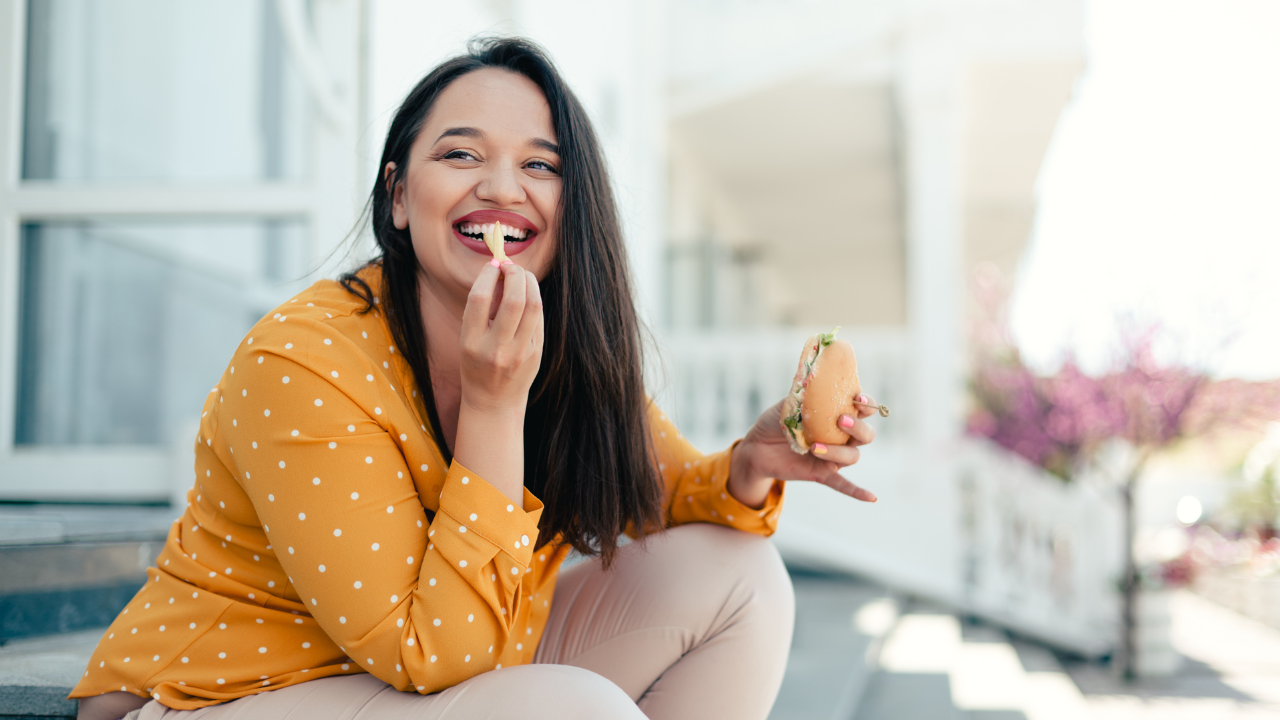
[385,162,408,230]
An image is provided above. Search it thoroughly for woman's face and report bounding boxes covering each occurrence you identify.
[390,68,561,303]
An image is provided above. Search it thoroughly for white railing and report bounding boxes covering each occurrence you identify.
[957,440,1123,656]
[650,328,908,451]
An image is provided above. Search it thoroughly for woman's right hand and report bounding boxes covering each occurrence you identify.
[452,261,543,507]
[459,261,544,416]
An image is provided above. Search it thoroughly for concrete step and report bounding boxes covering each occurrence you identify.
[0,505,177,547]
[0,505,174,643]
[0,627,100,719]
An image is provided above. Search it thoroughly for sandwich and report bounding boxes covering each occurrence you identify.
[780,327,888,455]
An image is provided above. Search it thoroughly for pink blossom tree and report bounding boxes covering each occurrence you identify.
[967,266,1280,679]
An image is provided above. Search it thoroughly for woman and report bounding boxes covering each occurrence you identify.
[72,38,878,720]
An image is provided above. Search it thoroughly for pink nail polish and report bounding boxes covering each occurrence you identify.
[857,394,868,404]
[500,259,514,266]
[813,443,827,455]
[839,415,855,428]
[488,258,501,267]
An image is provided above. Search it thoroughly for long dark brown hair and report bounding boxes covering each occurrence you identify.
[341,37,662,565]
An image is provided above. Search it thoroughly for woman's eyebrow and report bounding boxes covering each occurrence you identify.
[435,127,482,144]
[434,126,558,154]
[529,138,559,154]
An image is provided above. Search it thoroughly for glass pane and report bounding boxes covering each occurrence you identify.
[22,0,310,182]
[15,219,308,446]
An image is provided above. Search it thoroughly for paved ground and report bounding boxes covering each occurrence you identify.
[851,590,1280,720]
[768,569,899,720]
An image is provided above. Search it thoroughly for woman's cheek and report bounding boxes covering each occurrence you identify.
[533,234,557,280]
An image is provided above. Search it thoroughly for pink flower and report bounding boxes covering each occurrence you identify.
[965,268,1280,478]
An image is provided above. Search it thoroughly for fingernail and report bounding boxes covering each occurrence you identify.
[813,443,827,455]
[839,415,855,428]
[488,258,501,267]
[869,493,878,503]
[501,259,514,266]
[857,394,868,404]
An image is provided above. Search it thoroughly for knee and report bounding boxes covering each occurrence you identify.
[742,532,794,616]
[670,524,795,617]
[519,665,644,719]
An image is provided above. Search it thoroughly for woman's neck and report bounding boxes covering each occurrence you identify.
[417,275,466,452]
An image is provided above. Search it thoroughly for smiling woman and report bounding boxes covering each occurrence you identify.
[70,37,880,720]
[344,43,663,566]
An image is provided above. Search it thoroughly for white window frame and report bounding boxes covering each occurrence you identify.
[0,0,370,501]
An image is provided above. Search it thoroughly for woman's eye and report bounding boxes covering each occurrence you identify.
[443,150,477,161]
[526,160,559,174]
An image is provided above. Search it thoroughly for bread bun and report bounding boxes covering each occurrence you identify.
[802,339,861,443]
[780,330,861,454]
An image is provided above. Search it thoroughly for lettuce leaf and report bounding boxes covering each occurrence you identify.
[818,326,840,349]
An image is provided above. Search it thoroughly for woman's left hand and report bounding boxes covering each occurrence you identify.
[727,397,879,508]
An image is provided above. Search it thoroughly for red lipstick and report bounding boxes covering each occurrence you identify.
[452,210,539,257]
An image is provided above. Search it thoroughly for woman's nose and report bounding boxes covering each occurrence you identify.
[476,160,527,205]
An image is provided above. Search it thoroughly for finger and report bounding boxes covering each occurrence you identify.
[836,415,877,445]
[514,271,543,352]
[527,297,545,363]
[490,262,527,339]
[854,394,879,419]
[530,296,545,355]
[814,471,878,503]
[462,262,502,338]
[811,442,861,467]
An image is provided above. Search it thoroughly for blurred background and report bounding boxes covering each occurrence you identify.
[1,0,1279,718]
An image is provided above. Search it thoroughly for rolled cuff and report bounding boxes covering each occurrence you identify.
[431,461,544,576]
[668,441,785,537]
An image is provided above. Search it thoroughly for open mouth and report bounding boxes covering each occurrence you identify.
[454,222,534,244]
[451,214,540,258]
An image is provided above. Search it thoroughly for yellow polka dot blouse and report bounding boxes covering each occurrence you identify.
[69,269,786,710]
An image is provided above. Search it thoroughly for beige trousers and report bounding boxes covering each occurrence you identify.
[128,523,795,720]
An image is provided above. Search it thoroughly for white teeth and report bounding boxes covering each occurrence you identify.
[457,222,531,239]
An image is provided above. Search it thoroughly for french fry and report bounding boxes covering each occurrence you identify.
[483,223,508,263]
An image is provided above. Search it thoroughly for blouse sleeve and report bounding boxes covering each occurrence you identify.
[221,317,543,694]
[646,403,785,536]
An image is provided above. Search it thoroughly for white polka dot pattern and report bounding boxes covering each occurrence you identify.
[69,270,785,708]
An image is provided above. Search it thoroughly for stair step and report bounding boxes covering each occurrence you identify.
[0,505,174,644]
[0,628,101,719]
[0,505,177,547]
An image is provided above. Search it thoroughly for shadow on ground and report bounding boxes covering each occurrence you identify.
[1060,653,1256,702]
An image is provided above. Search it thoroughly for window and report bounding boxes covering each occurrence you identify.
[16,219,306,446]
[22,0,311,183]
[0,0,366,501]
